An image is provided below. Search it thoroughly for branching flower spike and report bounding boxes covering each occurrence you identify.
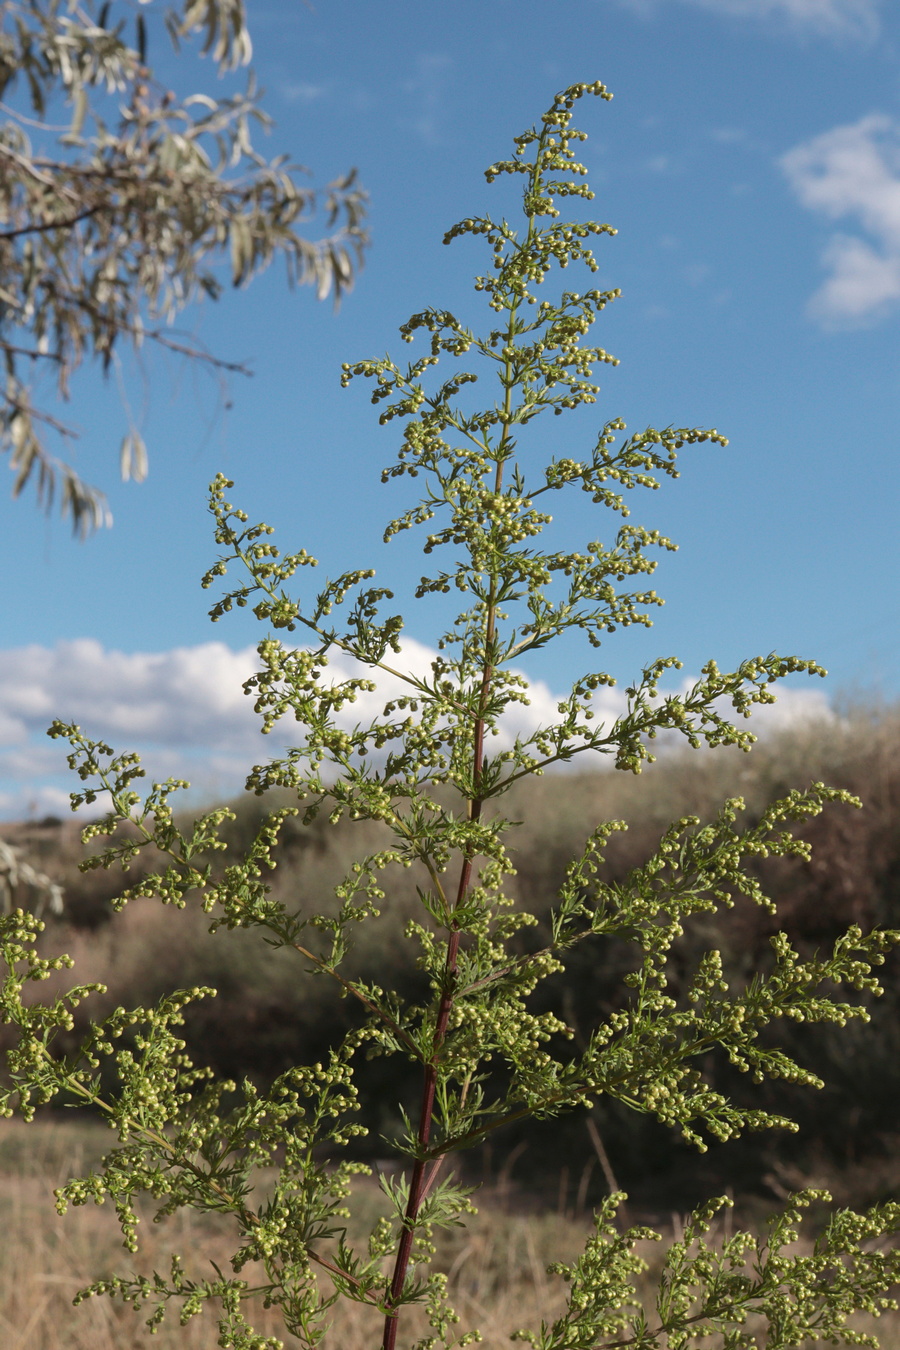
[2,79,898,1350]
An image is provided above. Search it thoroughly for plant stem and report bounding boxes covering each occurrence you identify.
[380,322,516,1350]
[381,809,480,1348]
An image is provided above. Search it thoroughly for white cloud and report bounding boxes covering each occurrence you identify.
[618,0,879,39]
[711,128,748,145]
[704,0,877,37]
[0,640,263,749]
[781,114,900,325]
[0,639,835,821]
[402,54,453,146]
[0,784,73,821]
[736,681,834,730]
[278,81,327,105]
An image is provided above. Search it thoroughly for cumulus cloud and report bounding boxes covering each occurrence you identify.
[619,0,879,40]
[278,81,327,105]
[0,783,76,822]
[0,639,835,821]
[781,114,900,325]
[0,640,263,751]
[704,0,877,37]
[401,54,453,146]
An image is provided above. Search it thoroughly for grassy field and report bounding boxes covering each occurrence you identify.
[0,1117,599,1349]
[2,1117,899,1349]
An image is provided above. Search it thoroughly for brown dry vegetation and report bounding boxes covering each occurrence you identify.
[0,1117,610,1349]
[2,1118,899,1350]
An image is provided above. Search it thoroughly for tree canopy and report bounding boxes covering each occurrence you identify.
[0,0,368,534]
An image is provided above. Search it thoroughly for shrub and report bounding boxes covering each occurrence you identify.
[4,81,900,1350]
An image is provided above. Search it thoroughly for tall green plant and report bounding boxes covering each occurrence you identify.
[4,81,900,1350]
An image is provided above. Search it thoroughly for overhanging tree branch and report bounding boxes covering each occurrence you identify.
[0,0,369,533]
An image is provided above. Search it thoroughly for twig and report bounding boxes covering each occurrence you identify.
[586,1117,620,1196]
[0,203,105,240]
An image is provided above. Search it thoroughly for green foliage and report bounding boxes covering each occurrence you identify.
[3,80,900,1349]
[0,0,367,533]
[519,1191,900,1349]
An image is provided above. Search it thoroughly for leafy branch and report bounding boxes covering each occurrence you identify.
[0,0,368,532]
[2,77,898,1350]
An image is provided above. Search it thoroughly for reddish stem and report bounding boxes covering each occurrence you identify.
[381,799,484,1349]
[381,439,504,1348]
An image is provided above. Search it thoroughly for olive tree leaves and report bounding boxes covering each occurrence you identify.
[0,0,367,533]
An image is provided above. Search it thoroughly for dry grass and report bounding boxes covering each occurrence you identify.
[0,1118,591,1349]
[3,1120,900,1350]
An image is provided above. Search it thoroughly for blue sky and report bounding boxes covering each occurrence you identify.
[2,0,899,819]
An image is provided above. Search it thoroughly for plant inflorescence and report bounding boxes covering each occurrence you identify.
[3,80,900,1350]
